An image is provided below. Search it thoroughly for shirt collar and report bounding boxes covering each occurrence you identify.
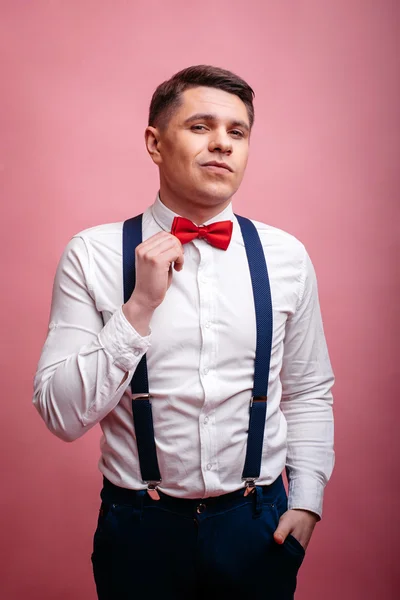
[151,191,236,233]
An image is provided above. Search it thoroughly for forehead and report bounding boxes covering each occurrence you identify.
[173,86,250,126]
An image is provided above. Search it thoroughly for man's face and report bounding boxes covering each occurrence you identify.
[148,86,251,209]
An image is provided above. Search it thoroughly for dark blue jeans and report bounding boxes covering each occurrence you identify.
[91,475,305,599]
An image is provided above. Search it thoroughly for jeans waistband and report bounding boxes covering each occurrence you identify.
[100,475,284,517]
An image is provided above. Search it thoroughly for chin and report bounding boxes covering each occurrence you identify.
[197,183,236,203]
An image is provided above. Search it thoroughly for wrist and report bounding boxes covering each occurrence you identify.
[292,508,320,523]
[122,297,154,337]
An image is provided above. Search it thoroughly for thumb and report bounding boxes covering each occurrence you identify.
[274,518,291,545]
[173,245,185,272]
[174,257,184,272]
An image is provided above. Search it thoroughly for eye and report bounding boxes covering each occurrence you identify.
[230,130,244,137]
[191,125,208,132]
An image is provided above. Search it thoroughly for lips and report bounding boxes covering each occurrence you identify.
[202,161,233,172]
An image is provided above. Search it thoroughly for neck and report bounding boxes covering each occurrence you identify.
[158,185,232,225]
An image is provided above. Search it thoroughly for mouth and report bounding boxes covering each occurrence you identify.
[201,161,233,173]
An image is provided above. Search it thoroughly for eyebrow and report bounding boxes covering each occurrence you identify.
[183,113,250,132]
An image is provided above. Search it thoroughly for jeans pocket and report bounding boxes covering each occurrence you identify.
[268,499,305,577]
[268,487,306,559]
[284,533,306,557]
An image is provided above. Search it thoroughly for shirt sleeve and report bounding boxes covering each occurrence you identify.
[33,235,151,442]
[279,247,335,519]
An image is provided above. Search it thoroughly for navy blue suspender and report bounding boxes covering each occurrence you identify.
[123,215,161,498]
[122,214,273,498]
[235,215,273,494]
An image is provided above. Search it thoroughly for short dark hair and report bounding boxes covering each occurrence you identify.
[148,65,255,131]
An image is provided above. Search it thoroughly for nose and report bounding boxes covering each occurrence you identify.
[208,129,232,154]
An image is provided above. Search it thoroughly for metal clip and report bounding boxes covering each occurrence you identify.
[250,395,267,407]
[243,478,256,497]
[131,393,151,401]
[146,481,161,501]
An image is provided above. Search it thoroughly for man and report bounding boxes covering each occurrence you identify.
[33,65,334,599]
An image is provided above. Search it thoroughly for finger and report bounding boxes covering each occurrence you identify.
[174,260,183,272]
[173,251,184,271]
[159,246,185,271]
[140,234,183,258]
[138,231,176,253]
[273,518,292,545]
[144,237,183,262]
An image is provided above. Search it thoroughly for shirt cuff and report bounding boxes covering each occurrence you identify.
[287,476,326,520]
[98,306,151,371]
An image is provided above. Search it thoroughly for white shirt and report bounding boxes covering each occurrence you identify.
[33,194,335,518]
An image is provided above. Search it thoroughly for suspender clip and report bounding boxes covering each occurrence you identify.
[131,393,151,401]
[250,395,267,407]
[243,478,257,496]
[145,480,161,501]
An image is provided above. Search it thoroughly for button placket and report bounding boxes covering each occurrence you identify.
[196,242,217,494]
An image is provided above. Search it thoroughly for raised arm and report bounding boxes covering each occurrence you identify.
[33,235,151,441]
[33,230,184,442]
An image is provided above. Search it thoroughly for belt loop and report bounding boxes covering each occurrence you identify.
[252,485,263,519]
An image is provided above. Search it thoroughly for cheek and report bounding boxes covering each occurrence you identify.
[168,146,199,175]
[170,133,202,158]
[236,149,249,176]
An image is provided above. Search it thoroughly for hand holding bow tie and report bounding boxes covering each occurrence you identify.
[122,230,185,334]
[122,215,233,337]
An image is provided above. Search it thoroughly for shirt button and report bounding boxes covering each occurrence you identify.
[204,416,209,424]
[133,348,141,357]
[200,277,208,284]
[203,367,209,375]
[206,463,212,471]
[205,321,211,328]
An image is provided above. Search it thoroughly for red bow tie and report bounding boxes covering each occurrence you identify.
[171,216,233,251]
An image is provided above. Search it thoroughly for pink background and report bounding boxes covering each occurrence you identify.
[1,1,399,598]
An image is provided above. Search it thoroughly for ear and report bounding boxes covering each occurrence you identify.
[144,126,162,166]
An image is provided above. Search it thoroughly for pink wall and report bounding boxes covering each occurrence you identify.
[1,1,398,598]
